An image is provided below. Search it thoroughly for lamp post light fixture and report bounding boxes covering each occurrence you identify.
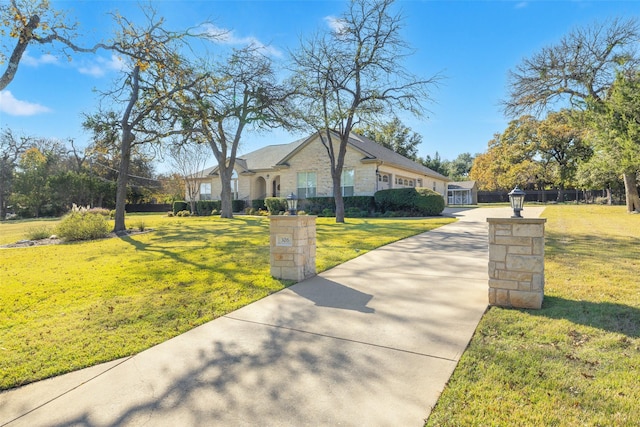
[286,192,298,215]
[508,186,526,218]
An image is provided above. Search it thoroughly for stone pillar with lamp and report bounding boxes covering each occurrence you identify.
[269,193,316,281]
[486,187,547,309]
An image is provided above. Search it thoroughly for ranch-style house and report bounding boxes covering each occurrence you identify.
[187,131,450,207]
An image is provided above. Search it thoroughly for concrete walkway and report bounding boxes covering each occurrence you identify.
[1,207,545,427]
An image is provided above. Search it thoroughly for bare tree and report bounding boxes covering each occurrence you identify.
[0,128,31,219]
[504,17,640,117]
[0,0,107,90]
[289,0,439,222]
[169,142,211,213]
[176,46,290,218]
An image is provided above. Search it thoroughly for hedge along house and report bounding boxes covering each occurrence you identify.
[187,131,450,208]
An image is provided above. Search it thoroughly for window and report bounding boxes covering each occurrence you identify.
[231,170,238,200]
[432,181,437,191]
[199,183,212,200]
[341,169,354,197]
[297,172,317,199]
[382,175,389,183]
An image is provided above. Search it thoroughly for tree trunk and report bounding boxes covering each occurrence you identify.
[113,132,132,233]
[0,189,5,220]
[189,200,196,215]
[220,180,233,218]
[218,165,233,219]
[334,176,345,223]
[606,187,612,205]
[622,172,640,213]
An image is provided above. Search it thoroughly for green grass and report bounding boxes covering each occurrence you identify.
[0,214,454,390]
[426,205,639,426]
[0,218,61,245]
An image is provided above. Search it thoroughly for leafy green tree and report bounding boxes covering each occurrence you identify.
[11,147,52,217]
[470,116,541,191]
[586,73,640,212]
[535,110,592,201]
[421,152,449,176]
[355,117,422,160]
[504,17,640,210]
[289,0,439,223]
[575,150,623,204]
[448,152,475,181]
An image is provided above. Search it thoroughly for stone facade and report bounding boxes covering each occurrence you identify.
[270,216,316,282]
[487,217,547,309]
[187,133,449,206]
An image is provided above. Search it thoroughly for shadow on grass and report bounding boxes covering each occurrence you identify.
[533,296,639,338]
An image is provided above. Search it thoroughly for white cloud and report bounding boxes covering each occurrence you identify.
[515,2,528,9]
[78,54,127,77]
[0,90,52,116]
[22,51,59,67]
[201,24,283,58]
[324,16,348,35]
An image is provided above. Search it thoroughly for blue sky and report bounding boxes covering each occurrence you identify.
[1,0,639,173]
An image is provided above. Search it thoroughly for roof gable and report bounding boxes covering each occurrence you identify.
[194,131,449,181]
[448,181,477,190]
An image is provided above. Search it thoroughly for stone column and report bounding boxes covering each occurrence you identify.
[486,217,547,309]
[270,215,316,281]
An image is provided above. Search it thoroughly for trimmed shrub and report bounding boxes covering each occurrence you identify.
[88,207,111,217]
[413,188,445,215]
[304,197,335,215]
[374,188,445,216]
[195,200,219,216]
[25,225,53,240]
[252,199,265,210]
[56,211,111,241]
[232,200,245,212]
[304,196,375,215]
[320,208,335,217]
[345,196,376,212]
[265,197,287,214]
[172,201,189,215]
[345,207,367,218]
[176,210,191,217]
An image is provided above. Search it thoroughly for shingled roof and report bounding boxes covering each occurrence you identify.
[197,131,449,181]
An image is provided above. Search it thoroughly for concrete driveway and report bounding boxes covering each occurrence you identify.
[0,207,545,427]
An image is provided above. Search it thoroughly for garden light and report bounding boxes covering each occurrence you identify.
[508,186,526,218]
[286,192,298,215]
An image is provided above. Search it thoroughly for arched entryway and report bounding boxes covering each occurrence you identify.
[271,175,281,197]
[254,176,267,200]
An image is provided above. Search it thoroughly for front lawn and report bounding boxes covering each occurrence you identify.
[0,214,454,390]
[426,205,639,426]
